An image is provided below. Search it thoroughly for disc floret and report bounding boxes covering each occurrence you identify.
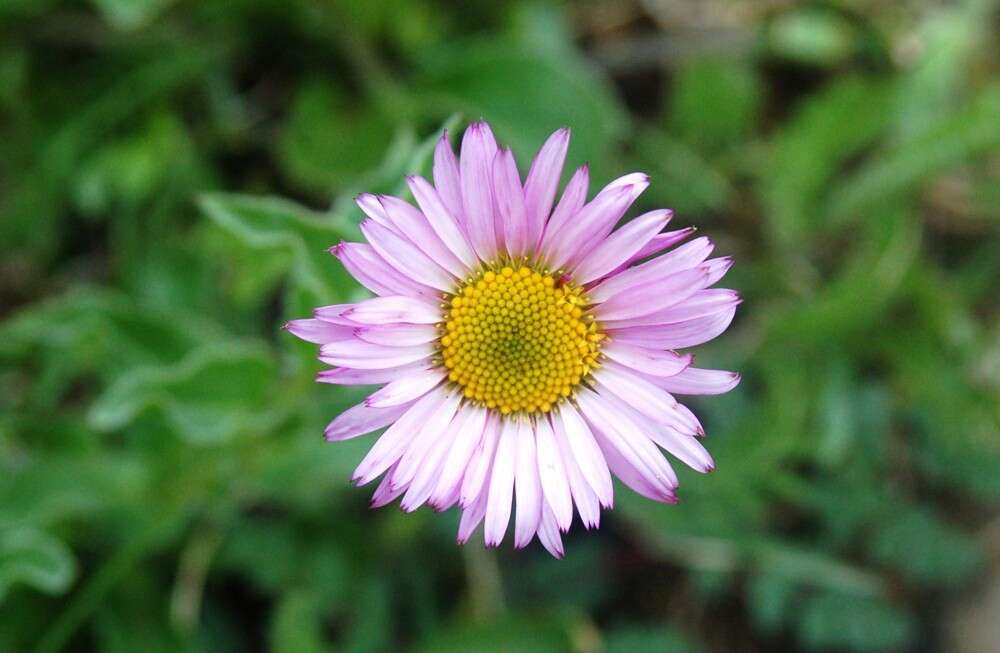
[439,263,603,415]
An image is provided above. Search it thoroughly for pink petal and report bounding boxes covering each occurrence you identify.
[460,122,499,262]
[593,267,709,322]
[703,256,735,286]
[540,164,589,249]
[390,390,462,489]
[602,172,650,194]
[523,127,570,250]
[536,501,565,559]
[377,194,467,278]
[607,305,737,349]
[332,242,438,300]
[433,131,465,228]
[400,420,458,511]
[370,462,406,508]
[568,173,651,263]
[316,362,431,386]
[535,417,573,531]
[406,175,477,269]
[576,387,678,495]
[607,394,715,473]
[355,193,395,231]
[493,148,528,259]
[601,341,692,377]
[595,434,678,504]
[621,227,695,268]
[572,209,673,285]
[342,296,442,325]
[593,362,702,435]
[460,414,502,507]
[589,236,715,303]
[649,235,716,275]
[433,482,462,513]
[551,420,603,528]
[484,419,517,547]
[354,323,440,347]
[361,219,456,292]
[651,425,715,473]
[600,289,740,329]
[429,405,488,508]
[554,403,614,507]
[513,421,542,548]
[545,184,637,271]
[365,369,445,408]
[648,366,741,396]
[352,389,447,483]
[284,318,354,344]
[313,304,359,324]
[320,339,433,370]
[457,488,489,544]
[324,399,415,442]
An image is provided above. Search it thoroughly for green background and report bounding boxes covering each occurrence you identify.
[2,1,998,651]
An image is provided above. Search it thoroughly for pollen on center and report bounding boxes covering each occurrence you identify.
[439,264,604,415]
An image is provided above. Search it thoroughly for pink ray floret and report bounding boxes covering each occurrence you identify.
[287,122,740,558]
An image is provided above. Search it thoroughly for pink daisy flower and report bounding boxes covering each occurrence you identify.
[287,122,740,558]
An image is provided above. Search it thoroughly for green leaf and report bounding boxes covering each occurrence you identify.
[798,593,915,652]
[327,113,463,224]
[270,589,332,653]
[410,615,571,653]
[769,204,920,350]
[748,573,795,634]
[415,37,628,173]
[342,576,392,653]
[767,8,859,66]
[87,342,278,444]
[825,85,1000,227]
[198,193,355,313]
[668,57,762,154]
[277,78,396,194]
[202,116,461,320]
[0,288,222,409]
[604,624,701,653]
[634,126,732,216]
[90,0,175,30]
[0,455,147,529]
[762,76,891,247]
[217,518,300,593]
[0,527,76,601]
[71,111,201,217]
[893,5,994,138]
[2,47,215,264]
[871,508,981,586]
[0,289,215,365]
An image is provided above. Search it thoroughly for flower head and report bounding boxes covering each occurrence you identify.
[287,122,740,557]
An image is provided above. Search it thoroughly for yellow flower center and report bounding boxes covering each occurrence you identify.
[440,264,604,415]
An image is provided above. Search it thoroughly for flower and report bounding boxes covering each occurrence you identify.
[286,122,740,557]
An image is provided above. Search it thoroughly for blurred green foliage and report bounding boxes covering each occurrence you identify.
[1,1,998,652]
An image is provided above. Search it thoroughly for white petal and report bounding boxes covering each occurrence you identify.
[535,417,573,531]
[513,421,542,548]
[365,369,445,408]
[484,419,517,547]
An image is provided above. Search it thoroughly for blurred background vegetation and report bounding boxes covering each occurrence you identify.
[1,0,999,651]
